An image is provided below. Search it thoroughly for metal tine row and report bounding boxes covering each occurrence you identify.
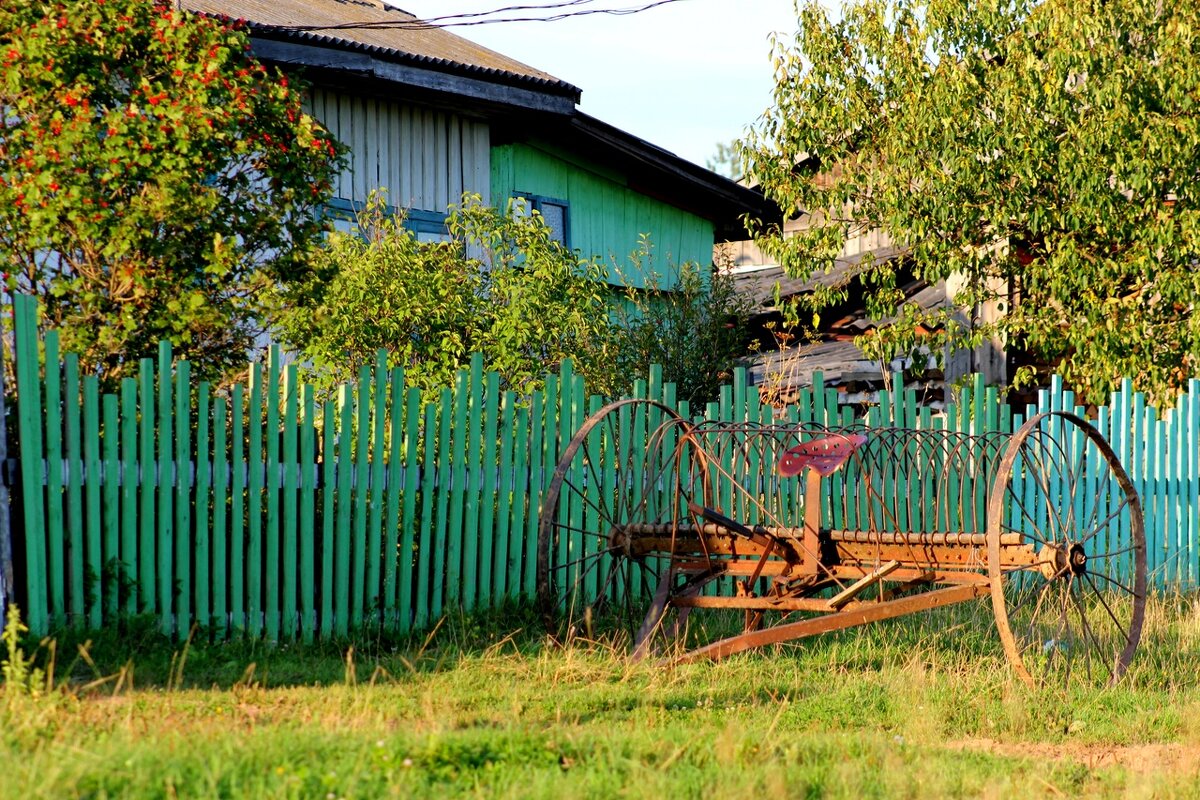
[647,418,1017,540]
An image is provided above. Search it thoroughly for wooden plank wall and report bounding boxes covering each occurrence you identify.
[9,294,1200,637]
[307,87,490,212]
[490,143,714,288]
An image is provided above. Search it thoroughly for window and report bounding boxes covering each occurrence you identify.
[321,198,450,242]
[515,194,570,247]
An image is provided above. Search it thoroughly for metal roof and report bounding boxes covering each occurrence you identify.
[182,0,581,100]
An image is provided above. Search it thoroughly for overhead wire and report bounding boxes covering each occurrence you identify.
[272,0,694,31]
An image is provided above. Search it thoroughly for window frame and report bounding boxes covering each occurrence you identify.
[322,198,450,240]
[515,193,570,248]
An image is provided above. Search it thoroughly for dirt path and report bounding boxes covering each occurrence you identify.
[949,738,1200,775]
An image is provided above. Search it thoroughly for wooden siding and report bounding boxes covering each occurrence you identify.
[306,88,490,213]
[491,143,715,289]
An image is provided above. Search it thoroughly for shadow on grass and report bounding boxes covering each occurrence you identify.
[18,591,1200,698]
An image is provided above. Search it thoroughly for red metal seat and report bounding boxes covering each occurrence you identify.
[777,433,869,477]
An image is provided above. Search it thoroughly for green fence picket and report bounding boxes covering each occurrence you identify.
[1189,379,1200,588]
[138,359,155,615]
[446,369,469,608]
[382,367,405,626]
[367,354,387,622]
[44,332,64,625]
[299,386,315,640]
[248,363,264,638]
[282,365,298,638]
[156,342,173,633]
[102,394,119,621]
[513,403,533,598]
[335,384,354,636]
[196,384,211,633]
[82,377,101,629]
[524,392,544,598]
[463,355,484,609]
[213,395,228,635]
[231,385,246,633]
[264,351,281,639]
[321,398,337,637]
[433,386,454,619]
[480,371,500,606]
[13,296,46,632]
[495,391,517,600]
[398,386,421,630]
[352,365,371,628]
[120,378,137,617]
[415,401,438,628]
[63,355,83,626]
[174,361,191,633]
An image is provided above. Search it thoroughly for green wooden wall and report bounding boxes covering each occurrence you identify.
[490,142,715,288]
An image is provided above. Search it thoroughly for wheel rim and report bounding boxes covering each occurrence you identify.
[987,412,1147,688]
[537,399,688,642]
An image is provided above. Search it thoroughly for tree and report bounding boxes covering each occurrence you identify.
[744,0,1200,404]
[0,0,342,384]
[273,194,617,398]
[705,139,742,180]
[610,241,756,407]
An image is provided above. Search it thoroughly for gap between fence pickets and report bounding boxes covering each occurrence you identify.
[25,458,552,492]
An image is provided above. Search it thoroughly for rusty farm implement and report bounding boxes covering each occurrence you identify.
[537,400,1147,688]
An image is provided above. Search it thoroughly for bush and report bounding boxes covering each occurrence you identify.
[273,194,616,398]
[608,241,756,407]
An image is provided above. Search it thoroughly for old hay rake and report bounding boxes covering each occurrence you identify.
[537,400,1147,688]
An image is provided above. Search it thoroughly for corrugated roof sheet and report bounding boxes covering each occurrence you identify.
[182,0,580,97]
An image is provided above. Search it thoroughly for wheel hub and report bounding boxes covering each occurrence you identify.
[608,526,631,556]
[1035,543,1088,579]
[1036,544,1069,580]
[1068,543,1087,575]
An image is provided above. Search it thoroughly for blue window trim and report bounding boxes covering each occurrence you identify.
[322,197,449,237]
[516,193,570,248]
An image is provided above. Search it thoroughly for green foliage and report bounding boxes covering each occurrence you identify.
[274,194,615,398]
[745,0,1200,404]
[0,0,342,385]
[2,606,44,700]
[610,240,756,406]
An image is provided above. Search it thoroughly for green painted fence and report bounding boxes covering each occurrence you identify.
[7,294,1200,636]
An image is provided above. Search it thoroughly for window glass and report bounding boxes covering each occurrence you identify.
[540,201,567,245]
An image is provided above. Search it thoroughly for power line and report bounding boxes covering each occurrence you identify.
[274,0,694,32]
[410,0,604,23]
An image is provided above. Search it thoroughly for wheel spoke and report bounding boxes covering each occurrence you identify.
[549,547,618,574]
[1078,498,1130,546]
[1084,573,1130,638]
[1069,578,1113,681]
[1088,570,1135,598]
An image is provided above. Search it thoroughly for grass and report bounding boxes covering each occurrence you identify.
[2,594,1200,799]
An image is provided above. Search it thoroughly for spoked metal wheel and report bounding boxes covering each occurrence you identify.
[987,412,1147,688]
[537,399,692,643]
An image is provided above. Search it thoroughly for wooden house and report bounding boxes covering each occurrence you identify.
[726,177,1005,409]
[182,0,769,284]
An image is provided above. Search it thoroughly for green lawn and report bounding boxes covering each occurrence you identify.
[3,596,1200,799]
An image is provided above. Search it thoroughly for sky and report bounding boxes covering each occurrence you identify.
[391,1,804,170]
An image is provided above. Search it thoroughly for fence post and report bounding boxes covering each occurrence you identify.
[0,314,11,617]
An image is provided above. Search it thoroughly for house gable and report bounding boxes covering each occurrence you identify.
[491,142,714,289]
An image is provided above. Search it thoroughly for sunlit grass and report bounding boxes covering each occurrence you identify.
[2,594,1199,798]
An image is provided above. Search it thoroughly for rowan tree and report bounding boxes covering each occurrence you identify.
[745,0,1200,404]
[0,0,342,384]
